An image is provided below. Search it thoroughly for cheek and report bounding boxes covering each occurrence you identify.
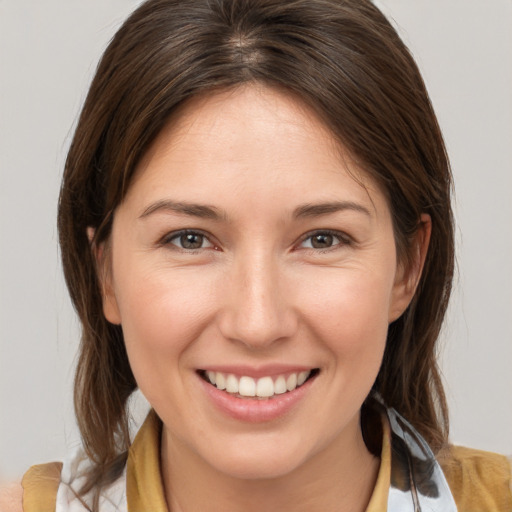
[117,260,217,332]
[113,265,219,383]
[295,267,392,360]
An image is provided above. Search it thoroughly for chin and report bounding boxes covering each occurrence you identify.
[212,450,306,481]
[194,431,316,481]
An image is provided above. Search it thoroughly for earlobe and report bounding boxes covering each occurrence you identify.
[87,227,122,325]
[102,282,122,325]
[389,214,431,322]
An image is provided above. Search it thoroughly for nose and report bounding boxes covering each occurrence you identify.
[217,252,298,350]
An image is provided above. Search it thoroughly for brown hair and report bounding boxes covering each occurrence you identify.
[58,0,454,502]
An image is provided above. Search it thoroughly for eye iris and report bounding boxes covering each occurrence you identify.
[180,233,203,249]
[311,234,333,248]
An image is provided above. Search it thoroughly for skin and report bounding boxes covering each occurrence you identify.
[101,84,430,512]
[0,483,23,512]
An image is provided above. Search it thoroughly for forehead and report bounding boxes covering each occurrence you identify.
[126,84,385,217]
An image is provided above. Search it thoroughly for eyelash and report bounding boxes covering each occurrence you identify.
[159,229,352,253]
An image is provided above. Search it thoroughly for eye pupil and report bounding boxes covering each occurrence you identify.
[181,233,203,249]
[311,234,333,248]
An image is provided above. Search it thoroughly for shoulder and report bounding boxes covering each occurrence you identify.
[438,445,512,511]
[0,482,23,512]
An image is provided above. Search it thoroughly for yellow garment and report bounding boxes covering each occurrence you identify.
[21,461,62,512]
[125,411,168,512]
[439,446,512,512]
[22,410,512,511]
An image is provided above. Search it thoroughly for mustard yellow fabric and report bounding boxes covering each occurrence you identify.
[126,410,168,512]
[439,446,512,512]
[21,461,62,512]
[21,410,512,511]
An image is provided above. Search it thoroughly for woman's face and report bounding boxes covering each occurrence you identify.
[102,85,422,480]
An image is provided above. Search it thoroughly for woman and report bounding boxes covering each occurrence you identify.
[4,0,512,510]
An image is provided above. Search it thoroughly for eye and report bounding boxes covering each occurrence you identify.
[299,230,349,250]
[164,230,215,250]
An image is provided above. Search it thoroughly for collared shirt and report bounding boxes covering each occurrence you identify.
[22,409,512,511]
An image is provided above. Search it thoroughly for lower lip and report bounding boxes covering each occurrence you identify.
[199,374,316,423]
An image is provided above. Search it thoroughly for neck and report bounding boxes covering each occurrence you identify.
[161,421,379,512]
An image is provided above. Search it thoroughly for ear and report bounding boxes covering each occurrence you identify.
[87,227,122,325]
[388,214,431,322]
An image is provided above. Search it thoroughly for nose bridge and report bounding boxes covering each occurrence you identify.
[219,248,296,348]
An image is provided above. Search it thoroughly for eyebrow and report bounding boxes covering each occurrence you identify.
[139,199,371,221]
[139,200,225,220]
[293,201,372,219]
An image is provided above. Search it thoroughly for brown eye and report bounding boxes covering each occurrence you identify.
[180,233,204,249]
[311,233,334,248]
[299,231,348,250]
[166,230,214,250]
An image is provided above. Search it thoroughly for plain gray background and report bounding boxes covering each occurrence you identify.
[1,0,511,479]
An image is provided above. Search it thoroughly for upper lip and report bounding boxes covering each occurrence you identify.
[198,364,316,379]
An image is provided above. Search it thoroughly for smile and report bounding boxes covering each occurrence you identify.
[199,369,319,399]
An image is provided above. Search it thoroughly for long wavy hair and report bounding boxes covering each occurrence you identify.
[58,0,454,505]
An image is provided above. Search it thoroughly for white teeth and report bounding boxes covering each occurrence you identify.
[239,376,256,397]
[274,375,287,394]
[205,370,313,398]
[286,373,297,391]
[215,372,226,390]
[256,376,274,397]
[226,374,239,393]
[297,370,310,386]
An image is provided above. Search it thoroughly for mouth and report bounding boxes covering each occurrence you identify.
[198,368,320,400]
